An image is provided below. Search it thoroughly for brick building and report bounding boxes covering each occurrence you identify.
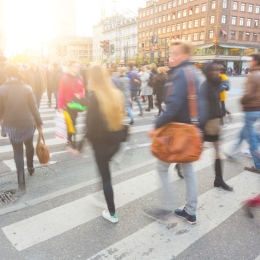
[138,0,260,72]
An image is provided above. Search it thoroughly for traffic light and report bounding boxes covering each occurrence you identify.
[104,40,109,53]
[56,45,62,56]
[63,45,67,56]
[110,44,115,54]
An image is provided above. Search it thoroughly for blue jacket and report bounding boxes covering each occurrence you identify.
[155,61,200,129]
[126,71,141,91]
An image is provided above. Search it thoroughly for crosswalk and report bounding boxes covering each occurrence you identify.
[0,95,259,260]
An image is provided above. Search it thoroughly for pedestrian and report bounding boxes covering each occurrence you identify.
[199,61,233,191]
[0,54,7,137]
[58,60,85,147]
[86,64,125,223]
[126,63,143,116]
[241,53,260,174]
[141,65,153,111]
[153,66,167,117]
[117,67,134,125]
[0,63,43,191]
[148,41,200,225]
[24,59,47,108]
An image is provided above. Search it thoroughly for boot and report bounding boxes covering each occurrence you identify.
[214,159,233,191]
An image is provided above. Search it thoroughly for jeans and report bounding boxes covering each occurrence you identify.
[245,111,260,169]
[131,91,142,113]
[10,136,34,190]
[230,125,248,154]
[126,105,134,122]
[93,142,120,215]
[157,160,198,215]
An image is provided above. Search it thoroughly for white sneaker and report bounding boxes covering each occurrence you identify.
[102,210,118,223]
[242,149,252,158]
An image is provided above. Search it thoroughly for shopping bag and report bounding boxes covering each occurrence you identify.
[36,130,50,164]
[55,111,68,141]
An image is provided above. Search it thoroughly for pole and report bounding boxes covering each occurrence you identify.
[151,0,156,63]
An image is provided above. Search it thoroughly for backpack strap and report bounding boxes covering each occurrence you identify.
[183,67,199,125]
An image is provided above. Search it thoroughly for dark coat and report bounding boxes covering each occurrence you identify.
[0,79,42,128]
[155,61,200,129]
[153,73,168,102]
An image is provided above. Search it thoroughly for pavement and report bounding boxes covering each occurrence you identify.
[0,76,259,260]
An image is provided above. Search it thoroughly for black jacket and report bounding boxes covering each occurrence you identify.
[153,73,168,101]
[0,79,42,128]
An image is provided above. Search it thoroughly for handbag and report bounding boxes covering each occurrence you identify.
[109,124,129,144]
[151,68,203,163]
[204,118,222,136]
[36,130,50,164]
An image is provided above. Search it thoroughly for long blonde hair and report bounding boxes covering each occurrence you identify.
[88,64,124,131]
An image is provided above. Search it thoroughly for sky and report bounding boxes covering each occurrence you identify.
[3,0,147,56]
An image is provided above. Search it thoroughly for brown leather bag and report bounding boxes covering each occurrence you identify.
[151,68,203,163]
[36,130,50,164]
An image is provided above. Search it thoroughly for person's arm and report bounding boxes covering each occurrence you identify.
[241,73,258,105]
[155,69,187,129]
[58,76,66,109]
[220,80,230,92]
[28,87,43,127]
[86,94,99,140]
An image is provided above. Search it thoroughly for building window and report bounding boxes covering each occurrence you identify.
[233,1,238,10]
[182,22,186,29]
[177,11,181,18]
[201,18,205,26]
[177,23,181,30]
[178,0,182,5]
[142,32,145,37]
[172,12,176,19]
[142,21,145,27]
[256,6,260,13]
[173,0,176,7]
[194,20,198,27]
[162,15,166,22]
[210,16,215,24]
[231,17,236,25]
[146,31,149,36]
[168,14,171,21]
[254,20,259,27]
[238,31,243,40]
[188,20,192,28]
[239,18,244,26]
[241,3,245,11]
[212,1,216,9]
[194,33,198,41]
[253,33,257,41]
[230,30,235,39]
[188,7,193,15]
[183,9,187,17]
[158,16,161,23]
[150,8,153,14]
[158,5,162,12]
[146,9,149,15]
[172,24,175,31]
[158,28,161,34]
[247,19,251,27]
[168,1,171,8]
[221,15,227,24]
[146,20,149,26]
[248,4,253,12]
[167,26,170,32]
[245,32,250,41]
[195,5,199,13]
[187,34,191,41]
[202,3,206,12]
[200,32,204,40]
[150,19,153,25]
[163,27,166,33]
[182,35,186,41]
[209,30,214,39]
[183,0,187,3]
[223,0,228,8]
[163,3,166,10]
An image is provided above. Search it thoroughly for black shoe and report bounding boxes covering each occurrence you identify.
[175,164,184,179]
[214,178,233,191]
[129,120,134,125]
[244,166,260,174]
[28,167,35,176]
[145,108,150,112]
[175,208,196,225]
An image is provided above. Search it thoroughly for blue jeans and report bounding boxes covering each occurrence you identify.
[131,91,142,113]
[126,105,134,122]
[245,111,260,169]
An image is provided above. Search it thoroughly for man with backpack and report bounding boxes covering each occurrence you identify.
[126,63,143,116]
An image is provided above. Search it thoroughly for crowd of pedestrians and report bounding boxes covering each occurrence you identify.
[0,43,259,223]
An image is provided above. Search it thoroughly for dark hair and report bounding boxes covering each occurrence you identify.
[5,63,23,80]
[250,53,260,66]
[128,63,134,70]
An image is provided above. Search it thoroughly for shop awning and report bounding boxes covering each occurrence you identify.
[221,30,227,35]
[218,44,249,49]
[195,44,214,49]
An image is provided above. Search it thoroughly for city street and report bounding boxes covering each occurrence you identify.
[0,76,259,260]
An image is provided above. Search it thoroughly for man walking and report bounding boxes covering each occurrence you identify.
[24,59,47,108]
[241,53,260,174]
[149,41,200,225]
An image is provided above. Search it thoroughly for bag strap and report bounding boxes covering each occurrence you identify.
[183,67,199,125]
[38,129,45,144]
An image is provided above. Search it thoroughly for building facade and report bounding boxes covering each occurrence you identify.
[0,0,5,53]
[102,14,138,65]
[138,0,260,71]
[93,22,104,62]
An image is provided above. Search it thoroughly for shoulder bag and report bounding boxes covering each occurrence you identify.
[36,130,50,164]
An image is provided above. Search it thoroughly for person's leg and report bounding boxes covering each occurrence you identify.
[220,101,226,117]
[126,105,134,124]
[47,87,52,105]
[24,136,34,170]
[180,163,198,215]
[10,141,26,191]
[35,94,42,109]
[132,91,143,114]
[245,111,260,169]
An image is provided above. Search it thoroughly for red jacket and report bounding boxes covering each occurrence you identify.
[58,73,85,109]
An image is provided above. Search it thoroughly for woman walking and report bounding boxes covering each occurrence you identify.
[86,64,125,223]
[0,63,43,191]
[199,62,233,191]
[153,67,168,117]
[141,65,153,111]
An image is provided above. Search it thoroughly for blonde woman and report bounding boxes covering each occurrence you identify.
[86,64,125,223]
